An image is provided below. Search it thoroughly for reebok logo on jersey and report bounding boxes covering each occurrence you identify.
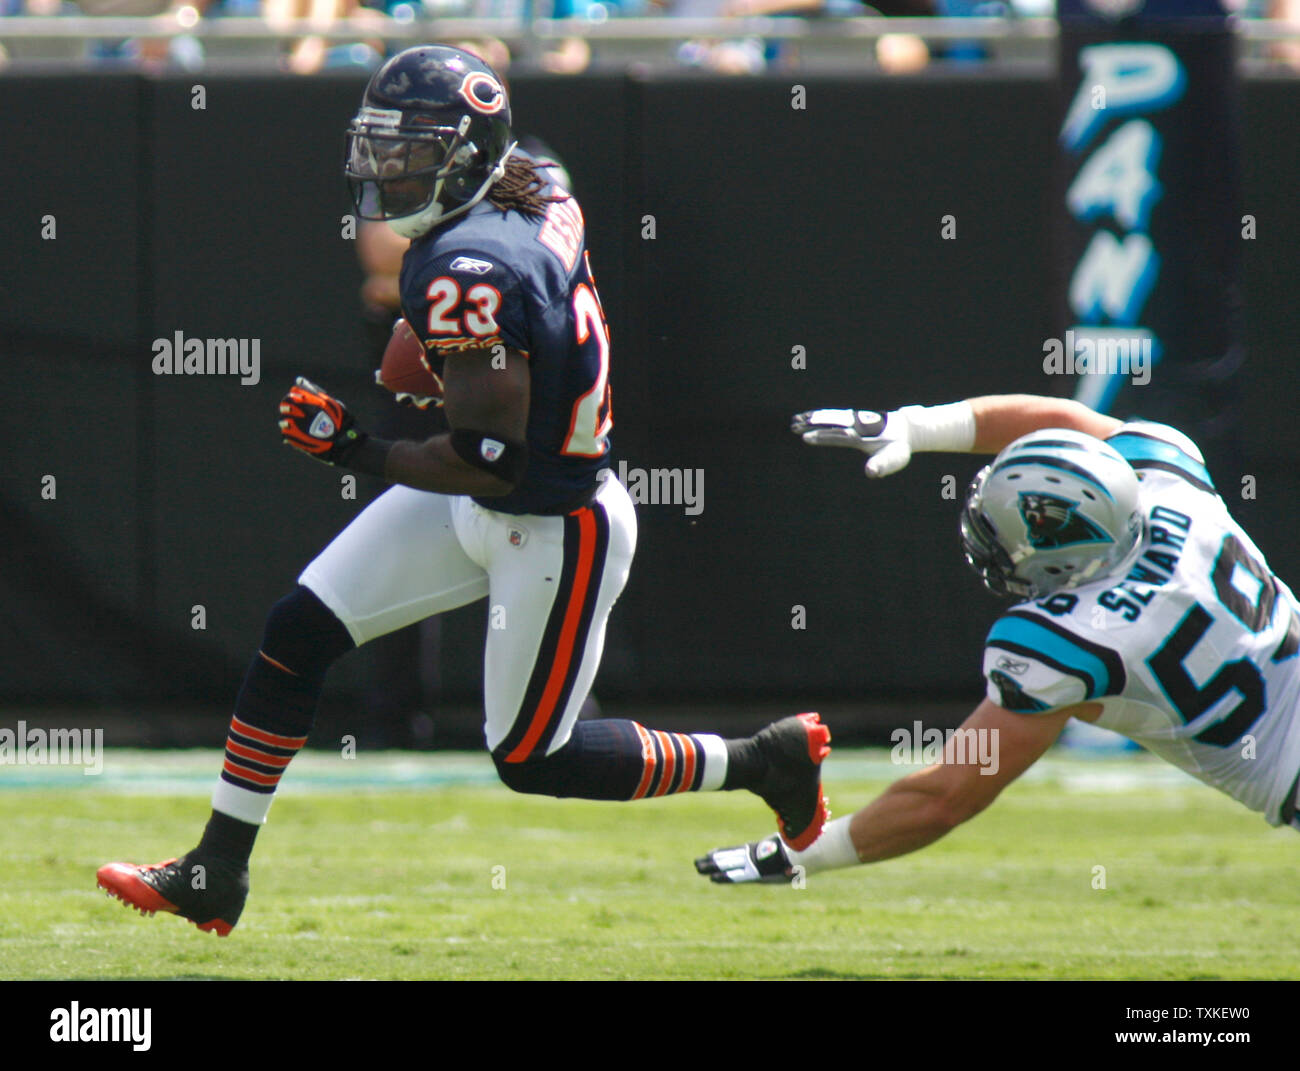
[450,256,494,275]
[481,438,504,462]
[996,656,1030,675]
[309,412,336,439]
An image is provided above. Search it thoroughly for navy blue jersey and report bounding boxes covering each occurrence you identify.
[398,187,612,515]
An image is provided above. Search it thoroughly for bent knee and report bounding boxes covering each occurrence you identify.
[491,748,572,797]
[261,585,354,679]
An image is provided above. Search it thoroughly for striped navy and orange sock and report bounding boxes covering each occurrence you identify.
[200,650,323,867]
[628,724,727,797]
[214,710,308,817]
[195,586,355,868]
[493,718,740,800]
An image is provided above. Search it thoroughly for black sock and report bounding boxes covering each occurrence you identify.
[194,810,259,869]
[722,735,764,791]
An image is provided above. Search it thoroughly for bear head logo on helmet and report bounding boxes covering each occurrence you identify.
[345,44,516,239]
[960,428,1144,600]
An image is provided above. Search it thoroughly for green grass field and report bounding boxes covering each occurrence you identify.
[2,749,1297,980]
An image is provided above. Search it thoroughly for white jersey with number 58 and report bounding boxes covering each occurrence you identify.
[981,422,1300,826]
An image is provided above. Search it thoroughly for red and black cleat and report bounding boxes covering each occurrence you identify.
[751,712,832,851]
[96,854,248,937]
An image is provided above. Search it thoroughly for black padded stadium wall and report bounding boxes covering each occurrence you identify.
[1,69,1296,712]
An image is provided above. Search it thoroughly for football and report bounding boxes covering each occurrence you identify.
[376,317,444,405]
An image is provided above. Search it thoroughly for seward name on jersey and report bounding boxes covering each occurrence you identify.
[981,421,1300,827]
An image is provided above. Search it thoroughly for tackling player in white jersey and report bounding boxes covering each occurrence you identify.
[696,393,1300,884]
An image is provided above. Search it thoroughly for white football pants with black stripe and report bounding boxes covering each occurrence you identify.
[298,469,635,759]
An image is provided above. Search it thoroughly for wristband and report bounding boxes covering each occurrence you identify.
[450,429,528,486]
[897,401,976,454]
[340,435,394,478]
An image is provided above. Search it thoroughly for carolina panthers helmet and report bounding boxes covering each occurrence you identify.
[345,45,516,239]
[960,428,1144,600]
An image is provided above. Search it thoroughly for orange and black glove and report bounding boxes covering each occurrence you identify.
[279,377,391,475]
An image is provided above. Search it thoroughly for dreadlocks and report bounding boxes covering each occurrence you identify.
[486,154,566,219]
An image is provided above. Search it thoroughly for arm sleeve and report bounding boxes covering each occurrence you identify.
[1105,420,1216,494]
[982,610,1126,713]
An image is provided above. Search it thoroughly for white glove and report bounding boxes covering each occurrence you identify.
[791,408,916,478]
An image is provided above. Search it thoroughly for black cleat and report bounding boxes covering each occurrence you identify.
[97,852,248,936]
[695,835,793,884]
[751,712,831,850]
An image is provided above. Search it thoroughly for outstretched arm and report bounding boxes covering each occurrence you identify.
[697,699,1101,883]
[844,699,1091,864]
[793,393,1123,478]
[967,395,1122,454]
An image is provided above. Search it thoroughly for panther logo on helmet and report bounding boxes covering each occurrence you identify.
[1018,492,1112,550]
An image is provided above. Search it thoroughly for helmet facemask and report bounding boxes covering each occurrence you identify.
[345,45,516,240]
[960,466,1032,599]
[346,111,513,238]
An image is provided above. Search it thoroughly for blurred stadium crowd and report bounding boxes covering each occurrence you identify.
[2,0,1297,74]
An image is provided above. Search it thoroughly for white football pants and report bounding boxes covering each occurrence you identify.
[298,470,636,757]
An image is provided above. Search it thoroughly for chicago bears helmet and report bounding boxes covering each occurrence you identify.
[345,45,515,239]
[960,428,1144,600]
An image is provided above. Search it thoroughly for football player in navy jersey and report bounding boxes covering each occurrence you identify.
[696,394,1300,884]
[96,44,829,936]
